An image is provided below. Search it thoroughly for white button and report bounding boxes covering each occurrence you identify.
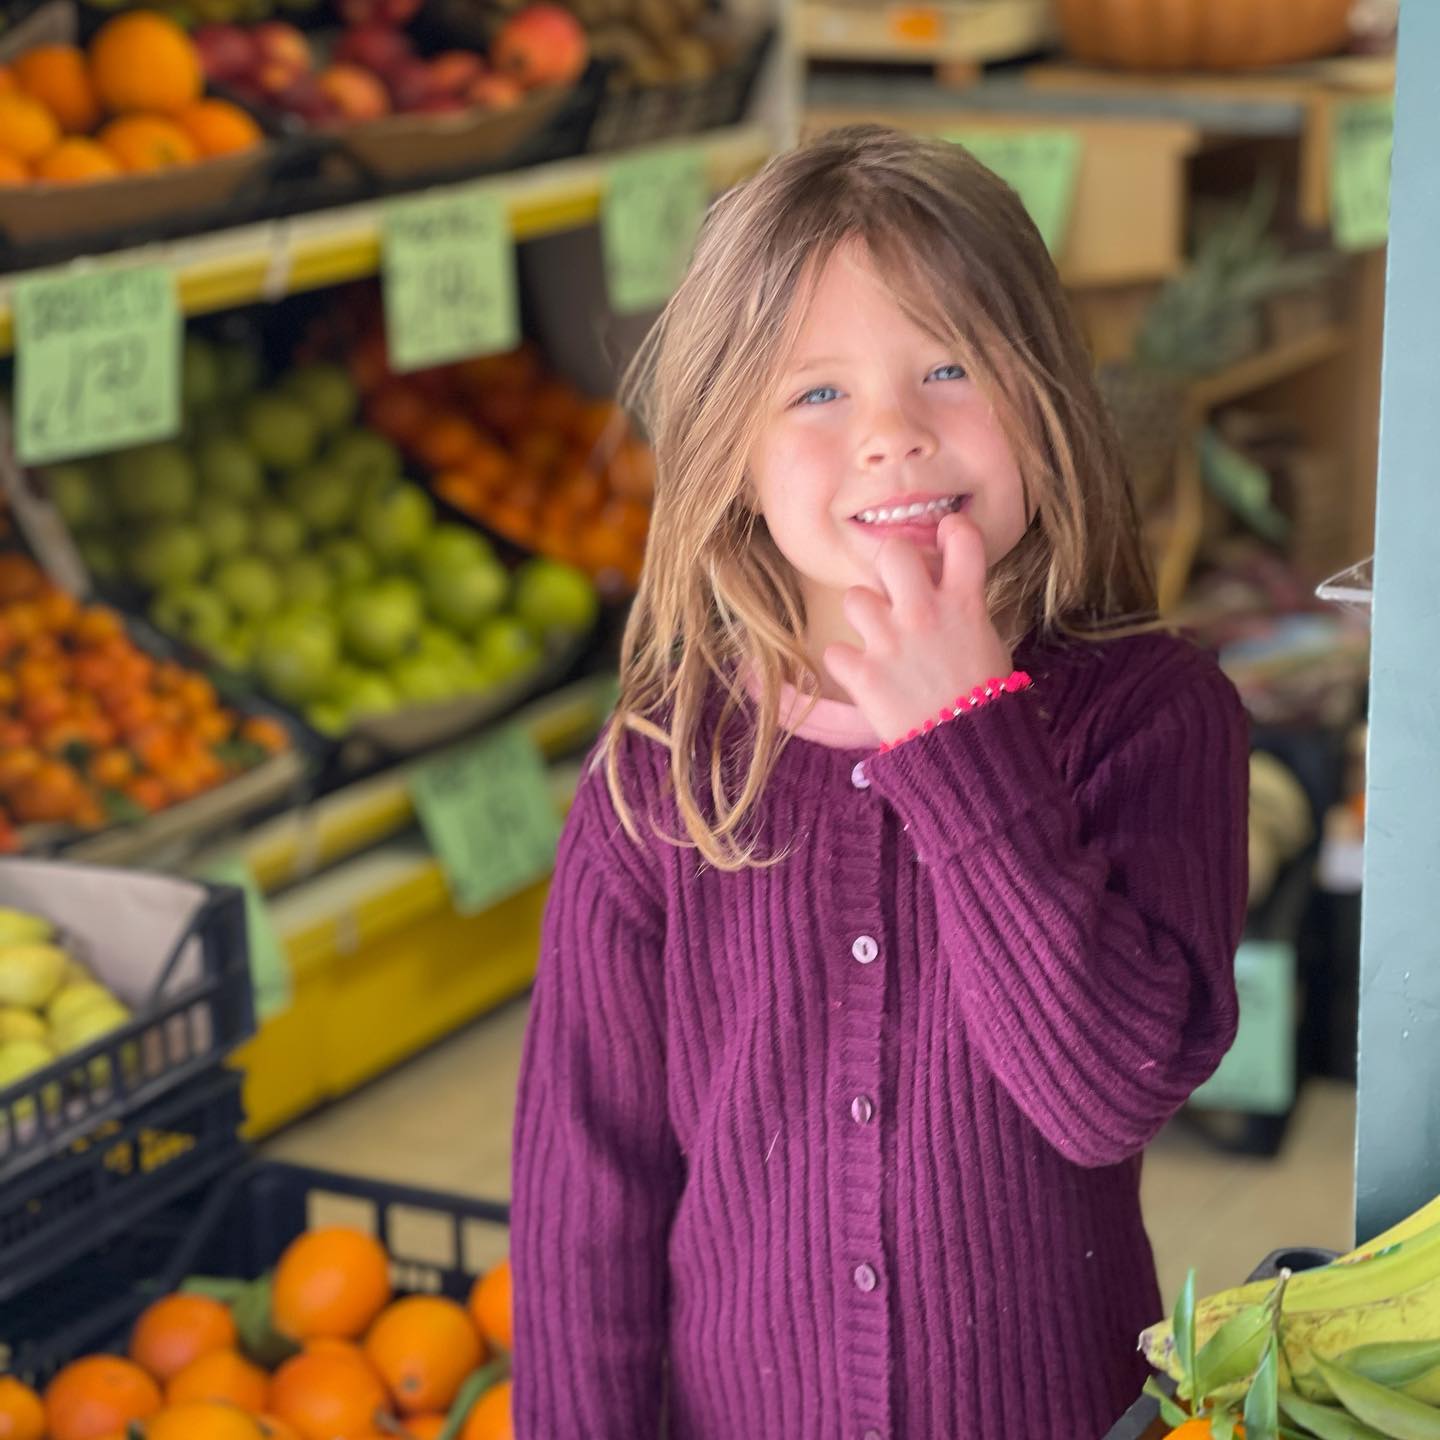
[851,1095,874,1125]
[854,1262,878,1293]
[851,935,878,965]
[851,760,869,789]
[863,1431,884,1440]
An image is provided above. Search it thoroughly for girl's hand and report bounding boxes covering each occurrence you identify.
[823,512,1013,743]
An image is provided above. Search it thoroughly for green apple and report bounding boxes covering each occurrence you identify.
[111,444,197,520]
[281,556,334,609]
[418,524,493,575]
[150,583,231,651]
[357,484,434,563]
[475,615,543,685]
[391,654,456,705]
[512,558,598,638]
[44,462,109,530]
[128,522,207,589]
[340,669,400,718]
[215,556,282,622]
[243,393,319,471]
[284,363,358,435]
[78,535,121,583]
[341,580,422,666]
[320,536,376,590]
[305,702,349,736]
[215,341,262,401]
[423,557,508,632]
[327,429,401,490]
[257,610,340,705]
[196,435,265,504]
[212,625,258,671]
[251,503,308,561]
[194,497,252,560]
[182,337,223,413]
[281,463,354,535]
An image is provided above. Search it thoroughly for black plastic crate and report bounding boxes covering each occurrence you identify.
[0,1067,247,1308]
[4,1157,509,1385]
[0,860,254,1188]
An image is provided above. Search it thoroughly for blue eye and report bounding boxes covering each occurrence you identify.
[926,363,967,382]
[794,386,841,406]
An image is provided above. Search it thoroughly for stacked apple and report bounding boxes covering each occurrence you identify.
[47,337,599,738]
[194,1,587,127]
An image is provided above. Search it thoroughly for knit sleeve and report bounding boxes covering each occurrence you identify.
[864,659,1248,1168]
[511,759,679,1439]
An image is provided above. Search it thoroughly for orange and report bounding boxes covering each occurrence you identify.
[364,1296,484,1415]
[268,1348,389,1440]
[272,1227,391,1342]
[129,1293,240,1383]
[414,413,483,471]
[255,1418,301,1440]
[99,115,197,173]
[0,93,59,163]
[45,1356,163,1440]
[0,1377,45,1440]
[177,98,261,156]
[402,1415,447,1439]
[10,760,84,825]
[459,1380,512,1440]
[467,1261,512,1352]
[89,12,201,116]
[34,137,121,184]
[0,557,46,606]
[14,45,99,134]
[143,1402,264,1440]
[167,1351,270,1414]
[0,151,29,185]
[73,606,125,647]
[0,65,14,94]
[1165,1423,1244,1439]
[240,716,289,754]
[125,774,170,814]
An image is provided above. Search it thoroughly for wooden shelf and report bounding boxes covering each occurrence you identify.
[798,0,1054,68]
[0,124,773,355]
[1187,326,1351,414]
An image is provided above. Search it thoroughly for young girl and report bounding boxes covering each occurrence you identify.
[512,125,1248,1440]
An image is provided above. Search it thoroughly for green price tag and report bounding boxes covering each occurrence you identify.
[1332,96,1394,252]
[382,184,519,374]
[14,265,181,466]
[602,146,709,314]
[946,130,1082,255]
[1189,941,1296,1116]
[410,725,563,916]
[202,858,291,1023]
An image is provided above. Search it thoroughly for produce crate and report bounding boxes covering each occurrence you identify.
[2,1156,508,1385]
[0,1067,246,1307]
[0,859,252,1183]
[1103,1245,1339,1440]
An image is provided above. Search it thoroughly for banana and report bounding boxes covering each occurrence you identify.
[0,908,54,946]
[47,980,118,1030]
[1341,1196,1440,1267]
[0,1006,47,1044]
[0,943,67,1009]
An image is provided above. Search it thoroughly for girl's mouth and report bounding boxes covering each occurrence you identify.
[849,494,969,543]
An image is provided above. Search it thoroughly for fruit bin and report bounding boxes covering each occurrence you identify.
[0,1066,247,1307]
[1,1155,508,1386]
[0,857,252,1185]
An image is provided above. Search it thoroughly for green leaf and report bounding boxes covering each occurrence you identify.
[228,1274,299,1372]
[1314,1355,1440,1439]
[435,1361,509,1440]
[1341,1341,1440,1390]
[1212,1408,1239,1440]
[1244,1335,1280,1440]
[179,1275,252,1302]
[1144,1377,1192,1429]
[1279,1390,1392,1440]
[1194,1304,1273,1402]
[1175,1268,1198,1402]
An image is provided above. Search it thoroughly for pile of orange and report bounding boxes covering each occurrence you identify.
[0,550,289,848]
[339,315,652,596]
[0,13,261,189]
[10,1230,516,1440]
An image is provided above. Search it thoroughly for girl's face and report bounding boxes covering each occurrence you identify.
[749,241,1031,621]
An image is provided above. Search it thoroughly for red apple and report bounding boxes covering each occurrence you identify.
[466,72,524,110]
[255,20,314,72]
[427,49,485,95]
[491,3,588,89]
[414,93,469,114]
[276,73,340,124]
[334,23,414,75]
[193,23,260,83]
[387,57,440,111]
[336,0,422,28]
[318,62,392,121]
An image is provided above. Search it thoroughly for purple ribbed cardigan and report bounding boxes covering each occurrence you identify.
[512,632,1249,1440]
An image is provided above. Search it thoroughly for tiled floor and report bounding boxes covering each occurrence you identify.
[263,996,1357,1310]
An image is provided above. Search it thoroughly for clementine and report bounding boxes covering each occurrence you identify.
[89,12,202,116]
[459,1380,512,1440]
[467,1261,512,1352]
[176,98,262,156]
[129,1292,239,1382]
[0,93,59,163]
[268,1348,389,1440]
[44,1356,163,1440]
[13,45,99,133]
[143,1402,264,1440]
[0,1376,45,1440]
[167,1351,270,1414]
[364,1295,483,1414]
[34,138,121,184]
[99,115,197,173]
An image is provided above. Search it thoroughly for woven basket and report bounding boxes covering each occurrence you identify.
[1056,0,1353,70]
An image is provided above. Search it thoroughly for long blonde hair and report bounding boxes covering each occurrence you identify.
[603,124,1156,870]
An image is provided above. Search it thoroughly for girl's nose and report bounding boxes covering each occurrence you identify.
[860,409,938,468]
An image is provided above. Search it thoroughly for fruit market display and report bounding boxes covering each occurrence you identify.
[0,901,136,1105]
[44,334,599,738]
[2,1227,516,1440]
[347,325,652,595]
[1143,1189,1440,1438]
[562,0,756,90]
[0,13,263,188]
[0,548,290,848]
[194,2,588,128]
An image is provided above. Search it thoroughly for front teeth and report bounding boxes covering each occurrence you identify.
[855,496,962,525]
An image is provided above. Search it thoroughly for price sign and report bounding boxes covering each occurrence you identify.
[887,5,943,44]
[602,146,709,315]
[203,857,291,1022]
[947,130,1082,255]
[382,185,518,374]
[1332,96,1394,252]
[14,265,181,466]
[410,725,562,916]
